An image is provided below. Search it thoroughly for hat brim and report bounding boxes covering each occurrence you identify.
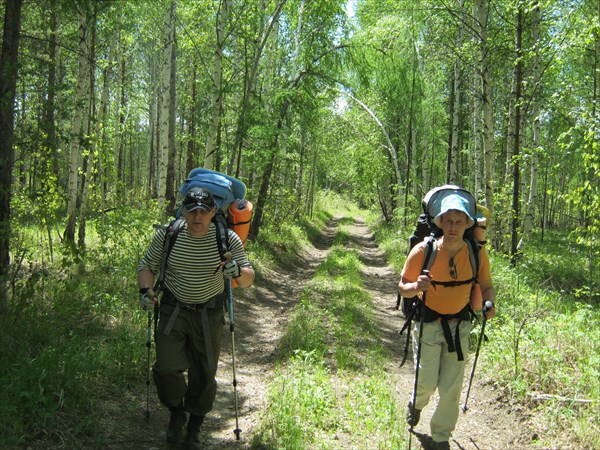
[183,203,213,213]
[433,211,474,228]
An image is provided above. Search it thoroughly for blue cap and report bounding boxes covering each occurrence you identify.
[433,194,475,228]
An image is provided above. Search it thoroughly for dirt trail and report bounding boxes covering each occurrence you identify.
[112,215,539,450]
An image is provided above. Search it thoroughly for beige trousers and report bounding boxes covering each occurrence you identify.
[412,319,472,442]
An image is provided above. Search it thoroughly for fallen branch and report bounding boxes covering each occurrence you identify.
[528,393,592,404]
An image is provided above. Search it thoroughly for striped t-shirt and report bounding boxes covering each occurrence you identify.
[138,221,251,304]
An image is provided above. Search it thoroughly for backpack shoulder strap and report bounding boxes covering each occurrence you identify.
[421,236,438,273]
[464,235,480,282]
[212,211,229,261]
[153,218,185,292]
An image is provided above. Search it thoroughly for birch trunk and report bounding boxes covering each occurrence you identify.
[472,1,481,197]
[448,0,465,184]
[510,5,524,265]
[186,60,197,175]
[65,5,91,243]
[204,0,229,170]
[166,12,177,212]
[518,1,540,251]
[78,10,97,249]
[475,0,495,242]
[157,1,175,206]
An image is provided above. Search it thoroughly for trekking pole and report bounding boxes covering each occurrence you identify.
[144,309,152,419]
[224,252,242,441]
[408,270,429,450]
[462,300,493,413]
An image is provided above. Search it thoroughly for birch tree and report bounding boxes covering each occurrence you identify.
[77,7,98,248]
[475,0,495,239]
[510,4,524,265]
[204,0,229,170]
[447,0,466,184]
[65,3,92,244]
[518,0,541,251]
[157,1,176,208]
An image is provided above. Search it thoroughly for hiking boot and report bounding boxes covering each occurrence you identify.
[432,441,450,450]
[166,406,187,444]
[183,414,205,450]
[406,403,421,427]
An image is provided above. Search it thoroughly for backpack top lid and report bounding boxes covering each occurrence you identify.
[177,168,246,213]
[422,185,477,228]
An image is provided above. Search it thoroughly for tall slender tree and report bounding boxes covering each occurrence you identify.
[510,4,524,265]
[0,0,23,312]
[65,2,92,244]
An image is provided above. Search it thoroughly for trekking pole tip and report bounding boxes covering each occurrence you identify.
[234,428,241,440]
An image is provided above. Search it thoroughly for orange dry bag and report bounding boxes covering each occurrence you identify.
[228,199,253,289]
[228,199,253,246]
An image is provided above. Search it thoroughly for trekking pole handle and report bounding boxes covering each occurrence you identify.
[421,269,430,284]
[482,300,494,319]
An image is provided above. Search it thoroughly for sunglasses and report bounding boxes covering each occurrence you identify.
[449,257,457,280]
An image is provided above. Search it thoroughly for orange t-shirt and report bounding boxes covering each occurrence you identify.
[401,239,491,315]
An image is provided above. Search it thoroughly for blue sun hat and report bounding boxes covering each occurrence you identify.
[433,194,475,228]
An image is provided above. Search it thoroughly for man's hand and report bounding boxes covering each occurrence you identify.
[140,288,156,311]
[223,260,241,279]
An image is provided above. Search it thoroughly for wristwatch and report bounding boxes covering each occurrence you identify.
[139,287,149,294]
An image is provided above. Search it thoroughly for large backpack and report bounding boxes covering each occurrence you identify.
[398,185,480,313]
[397,185,484,365]
[153,168,253,295]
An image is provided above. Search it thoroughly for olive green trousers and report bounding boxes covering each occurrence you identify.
[153,301,225,416]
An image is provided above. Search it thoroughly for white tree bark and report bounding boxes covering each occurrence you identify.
[476,0,495,240]
[157,1,175,204]
[449,0,466,184]
[204,0,229,170]
[65,5,91,242]
[518,1,541,251]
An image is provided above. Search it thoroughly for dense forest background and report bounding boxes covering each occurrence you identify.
[1,0,599,286]
[0,0,599,448]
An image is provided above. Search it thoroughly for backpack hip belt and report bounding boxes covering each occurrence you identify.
[417,303,471,361]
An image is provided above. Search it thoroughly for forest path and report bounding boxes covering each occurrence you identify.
[112,214,538,450]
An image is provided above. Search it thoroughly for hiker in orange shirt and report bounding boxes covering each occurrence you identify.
[398,194,495,450]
